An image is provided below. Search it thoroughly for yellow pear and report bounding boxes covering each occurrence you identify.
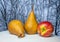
[25,5,38,34]
[8,20,25,38]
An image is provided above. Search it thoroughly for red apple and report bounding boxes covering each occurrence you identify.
[37,21,54,37]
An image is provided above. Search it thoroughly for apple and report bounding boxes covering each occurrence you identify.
[37,21,54,37]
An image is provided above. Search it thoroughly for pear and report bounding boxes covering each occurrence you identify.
[8,20,25,38]
[25,5,38,34]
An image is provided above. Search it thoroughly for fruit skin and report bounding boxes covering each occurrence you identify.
[37,21,54,37]
[8,20,25,38]
[25,6,38,35]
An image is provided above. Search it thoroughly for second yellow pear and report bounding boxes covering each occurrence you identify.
[8,20,25,38]
[25,6,38,35]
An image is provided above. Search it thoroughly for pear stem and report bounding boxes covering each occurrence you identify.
[18,34,25,38]
[32,4,34,11]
